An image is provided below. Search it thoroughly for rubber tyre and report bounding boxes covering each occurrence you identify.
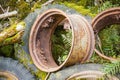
[0,57,34,80]
[15,4,77,80]
[48,63,120,80]
[14,4,92,79]
[22,4,91,54]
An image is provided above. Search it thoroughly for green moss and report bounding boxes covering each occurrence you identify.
[14,43,47,80]
[0,21,25,45]
[0,30,24,46]
[7,0,31,20]
[0,45,14,58]
[31,1,41,12]
[17,0,31,19]
[62,2,96,17]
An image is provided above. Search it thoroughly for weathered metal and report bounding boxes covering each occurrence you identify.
[48,64,120,80]
[0,71,18,80]
[92,7,120,61]
[67,71,119,80]
[29,9,95,72]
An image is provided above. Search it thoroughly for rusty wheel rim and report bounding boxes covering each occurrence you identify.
[92,7,120,61]
[0,71,18,80]
[67,71,119,80]
[29,9,95,72]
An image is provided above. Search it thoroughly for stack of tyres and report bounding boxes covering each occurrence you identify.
[14,4,95,79]
[14,4,120,80]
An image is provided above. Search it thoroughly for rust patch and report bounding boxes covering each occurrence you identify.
[92,7,120,61]
[29,9,94,72]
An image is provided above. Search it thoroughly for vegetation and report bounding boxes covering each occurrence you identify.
[52,26,72,65]
[99,25,120,58]
[61,2,96,17]
[103,60,120,75]
[14,43,47,80]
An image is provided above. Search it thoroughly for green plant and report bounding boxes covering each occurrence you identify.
[90,52,110,64]
[93,24,120,75]
[103,60,120,75]
[98,1,117,13]
[91,25,120,64]
[52,26,72,65]
[90,25,120,65]
[98,25,120,58]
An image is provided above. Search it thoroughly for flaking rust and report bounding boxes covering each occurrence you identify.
[29,9,95,72]
[92,7,120,61]
[42,16,55,28]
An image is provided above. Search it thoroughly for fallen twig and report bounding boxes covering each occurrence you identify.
[0,11,18,19]
[0,21,25,43]
[42,0,54,6]
[0,30,24,46]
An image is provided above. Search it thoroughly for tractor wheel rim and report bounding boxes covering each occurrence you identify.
[92,7,120,61]
[29,9,95,72]
[0,71,18,80]
[67,71,119,80]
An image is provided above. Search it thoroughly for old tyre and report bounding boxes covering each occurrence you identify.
[29,9,95,72]
[92,7,120,61]
[0,57,34,80]
[15,4,82,79]
[48,64,120,80]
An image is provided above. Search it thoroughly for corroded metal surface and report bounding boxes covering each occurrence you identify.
[29,9,95,72]
[0,71,18,80]
[92,7,120,33]
[48,64,120,80]
[92,7,120,61]
[67,71,119,80]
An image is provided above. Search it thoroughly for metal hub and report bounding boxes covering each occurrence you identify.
[29,9,95,72]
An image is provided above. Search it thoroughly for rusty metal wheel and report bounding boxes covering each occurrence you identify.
[92,7,120,61]
[0,57,34,80]
[0,71,18,80]
[48,64,120,80]
[29,9,95,72]
[67,71,119,80]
